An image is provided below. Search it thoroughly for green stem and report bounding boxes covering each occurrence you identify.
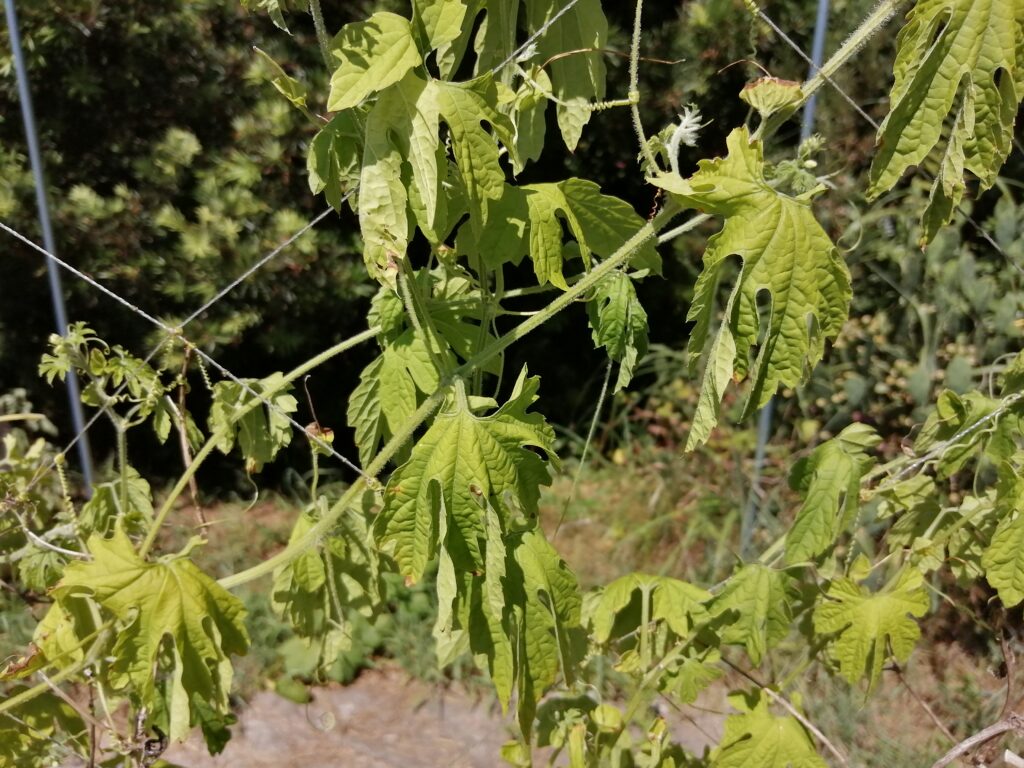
[322,540,345,626]
[136,326,381,559]
[116,422,128,526]
[400,262,450,375]
[309,450,320,501]
[309,0,333,71]
[0,413,45,424]
[218,203,687,591]
[0,624,113,718]
[613,638,694,751]
[757,0,904,139]
[639,584,652,670]
[471,256,492,396]
[628,0,657,171]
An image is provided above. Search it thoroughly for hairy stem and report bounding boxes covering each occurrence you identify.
[137,326,381,559]
[309,0,333,71]
[757,0,904,139]
[218,202,687,591]
[629,0,657,170]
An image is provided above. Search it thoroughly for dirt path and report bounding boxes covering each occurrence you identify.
[166,668,511,768]
[165,667,724,767]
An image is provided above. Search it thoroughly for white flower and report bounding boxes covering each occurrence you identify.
[515,42,539,64]
[667,106,706,175]
[674,106,704,148]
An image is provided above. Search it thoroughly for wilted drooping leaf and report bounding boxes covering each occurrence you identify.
[240,0,294,32]
[473,179,660,289]
[375,368,557,580]
[358,73,513,281]
[54,528,249,742]
[456,513,583,739]
[308,110,364,211]
[868,0,1024,242]
[587,271,649,392]
[347,330,440,469]
[652,128,851,449]
[785,423,880,564]
[253,47,308,111]
[208,373,297,473]
[588,572,710,645]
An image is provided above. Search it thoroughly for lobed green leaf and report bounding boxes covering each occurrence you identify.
[812,569,928,692]
[868,0,1024,242]
[54,528,249,742]
[652,127,851,449]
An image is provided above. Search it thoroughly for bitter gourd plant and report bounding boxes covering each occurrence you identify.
[3,0,1024,765]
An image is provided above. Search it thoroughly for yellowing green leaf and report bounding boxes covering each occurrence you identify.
[376,369,557,580]
[981,458,1024,606]
[652,128,851,449]
[412,0,468,51]
[475,179,659,288]
[785,424,879,564]
[308,110,363,212]
[710,565,797,665]
[54,528,248,742]
[524,0,608,150]
[347,330,441,469]
[327,13,423,112]
[812,569,928,691]
[712,693,826,768]
[208,373,297,473]
[868,0,1024,242]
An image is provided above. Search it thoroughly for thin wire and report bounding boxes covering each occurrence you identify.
[492,0,584,74]
[13,203,340,495]
[1,218,369,483]
[180,206,334,327]
[756,9,880,130]
[758,7,1024,275]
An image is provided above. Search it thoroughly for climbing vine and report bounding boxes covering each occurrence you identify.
[3,0,1024,766]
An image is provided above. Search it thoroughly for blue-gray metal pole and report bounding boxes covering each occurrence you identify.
[801,0,831,141]
[5,0,95,489]
[741,0,830,558]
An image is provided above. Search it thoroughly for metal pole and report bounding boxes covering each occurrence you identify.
[801,0,832,141]
[4,0,95,489]
[741,0,831,558]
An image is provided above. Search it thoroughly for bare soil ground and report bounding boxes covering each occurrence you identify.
[166,667,510,768]
[164,665,726,768]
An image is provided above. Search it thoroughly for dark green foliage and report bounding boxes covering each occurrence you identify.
[0,1,372,440]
